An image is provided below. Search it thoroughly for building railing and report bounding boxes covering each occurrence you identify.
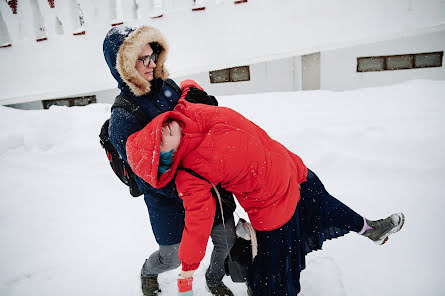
[0,0,248,47]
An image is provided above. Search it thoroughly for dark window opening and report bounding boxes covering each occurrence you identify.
[357,51,443,72]
[386,55,413,70]
[42,95,96,109]
[209,66,250,83]
[414,52,443,68]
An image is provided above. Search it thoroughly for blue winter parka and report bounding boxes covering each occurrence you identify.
[103,25,184,245]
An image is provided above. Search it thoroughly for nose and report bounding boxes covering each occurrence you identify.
[148,59,156,68]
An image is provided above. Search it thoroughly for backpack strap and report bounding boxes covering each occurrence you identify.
[111,94,149,127]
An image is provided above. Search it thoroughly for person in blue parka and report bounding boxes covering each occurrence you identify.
[103,25,236,296]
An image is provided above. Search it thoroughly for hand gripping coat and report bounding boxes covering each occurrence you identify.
[126,80,308,271]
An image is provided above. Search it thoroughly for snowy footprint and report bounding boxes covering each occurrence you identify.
[300,256,347,296]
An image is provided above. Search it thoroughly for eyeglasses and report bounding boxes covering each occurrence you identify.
[137,52,159,67]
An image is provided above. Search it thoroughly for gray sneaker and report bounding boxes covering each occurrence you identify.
[141,274,161,296]
[362,213,405,245]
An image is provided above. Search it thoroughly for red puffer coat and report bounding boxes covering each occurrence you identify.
[126,80,307,271]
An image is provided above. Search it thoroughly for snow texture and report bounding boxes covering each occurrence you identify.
[1,80,445,295]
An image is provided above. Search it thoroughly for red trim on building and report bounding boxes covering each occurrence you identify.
[0,44,12,48]
[36,37,48,42]
[73,31,86,36]
[192,7,205,11]
[7,0,18,14]
[48,0,55,8]
[234,0,248,4]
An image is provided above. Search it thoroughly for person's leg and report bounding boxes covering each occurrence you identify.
[301,169,364,234]
[141,243,181,276]
[205,215,236,295]
[302,169,404,246]
[140,244,181,296]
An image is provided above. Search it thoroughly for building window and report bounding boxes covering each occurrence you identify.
[209,66,250,83]
[42,95,96,109]
[210,69,230,83]
[357,57,385,72]
[414,52,443,68]
[386,55,413,70]
[357,51,443,72]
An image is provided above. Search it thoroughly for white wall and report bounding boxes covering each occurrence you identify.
[178,28,445,96]
[321,30,445,90]
[1,0,445,105]
[9,55,299,108]
[173,56,298,96]
[95,88,120,104]
[6,87,121,109]
[7,100,43,110]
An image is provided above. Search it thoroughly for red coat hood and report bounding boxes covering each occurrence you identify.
[126,80,206,188]
[126,108,204,188]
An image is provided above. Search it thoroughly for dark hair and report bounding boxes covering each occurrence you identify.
[150,42,163,54]
[158,149,174,175]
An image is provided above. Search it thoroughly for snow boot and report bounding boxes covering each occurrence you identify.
[206,281,234,296]
[362,213,405,245]
[141,274,161,296]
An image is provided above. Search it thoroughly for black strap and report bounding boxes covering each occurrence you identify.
[181,168,236,210]
[111,94,149,126]
[182,167,208,182]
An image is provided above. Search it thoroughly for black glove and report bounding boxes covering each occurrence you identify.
[184,87,218,106]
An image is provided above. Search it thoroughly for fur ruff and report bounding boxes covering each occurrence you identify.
[116,25,169,96]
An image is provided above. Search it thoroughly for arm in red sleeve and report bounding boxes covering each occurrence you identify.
[175,170,216,271]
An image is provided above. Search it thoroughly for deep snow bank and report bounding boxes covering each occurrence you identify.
[1,80,444,295]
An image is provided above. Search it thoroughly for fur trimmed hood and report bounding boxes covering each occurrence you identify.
[103,25,169,96]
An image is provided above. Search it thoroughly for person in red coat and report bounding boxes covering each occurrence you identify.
[126,80,405,296]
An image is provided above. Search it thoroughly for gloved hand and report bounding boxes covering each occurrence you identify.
[177,276,193,296]
[180,79,202,92]
[184,87,218,106]
[179,79,218,106]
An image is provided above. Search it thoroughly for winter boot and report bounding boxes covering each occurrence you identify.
[141,274,161,296]
[361,213,405,245]
[206,281,234,296]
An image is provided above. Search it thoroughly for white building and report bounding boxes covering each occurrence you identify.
[1,0,444,109]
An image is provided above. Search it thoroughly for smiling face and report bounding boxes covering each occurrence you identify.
[135,43,156,82]
[160,120,182,154]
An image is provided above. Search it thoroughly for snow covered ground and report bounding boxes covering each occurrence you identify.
[1,80,444,295]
